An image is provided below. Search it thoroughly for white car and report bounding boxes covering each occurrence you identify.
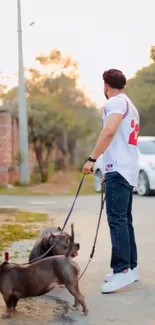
[93,136,155,196]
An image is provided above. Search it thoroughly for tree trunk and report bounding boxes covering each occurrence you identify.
[29,119,47,182]
[70,143,77,166]
[34,145,47,182]
[68,138,77,166]
[56,130,68,170]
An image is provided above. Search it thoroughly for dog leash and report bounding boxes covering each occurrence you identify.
[28,174,85,263]
[4,174,106,277]
[78,183,105,280]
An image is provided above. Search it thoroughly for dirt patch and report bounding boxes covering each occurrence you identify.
[0,295,73,325]
[31,171,81,195]
[0,170,95,196]
[30,171,95,196]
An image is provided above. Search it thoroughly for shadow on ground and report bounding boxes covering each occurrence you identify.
[0,294,75,325]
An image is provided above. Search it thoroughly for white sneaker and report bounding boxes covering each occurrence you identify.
[101,269,134,293]
[131,267,139,282]
[104,267,139,283]
[104,273,114,282]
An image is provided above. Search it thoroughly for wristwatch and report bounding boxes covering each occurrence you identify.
[88,155,97,163]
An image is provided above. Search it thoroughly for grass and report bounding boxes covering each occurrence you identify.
[0,224,39,254]
[0,210,48,255]
[0,171,97,196]
[0,185,31,196]
[16,211,48,223]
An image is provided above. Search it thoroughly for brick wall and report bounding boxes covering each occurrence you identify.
[0,111,12,185]
[0,110,36,185]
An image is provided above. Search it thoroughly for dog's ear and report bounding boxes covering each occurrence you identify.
[50,227,61,238]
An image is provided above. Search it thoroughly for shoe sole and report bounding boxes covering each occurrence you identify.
[104,278,139,283]
[101,280,135,294]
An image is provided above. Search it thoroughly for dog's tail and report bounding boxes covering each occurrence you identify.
[65,223,74,258]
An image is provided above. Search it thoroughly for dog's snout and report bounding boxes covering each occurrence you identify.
[76,243,80,250]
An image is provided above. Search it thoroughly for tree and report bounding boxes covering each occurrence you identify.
[0,84,7,99]
[2,49,100,182]
[150,46,155,62]
[127,46,155,135]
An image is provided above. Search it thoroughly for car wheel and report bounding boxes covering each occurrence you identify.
[137,171,151,196]
[94,169,102,192]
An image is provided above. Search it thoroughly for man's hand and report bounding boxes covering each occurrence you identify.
[83,161,94,175]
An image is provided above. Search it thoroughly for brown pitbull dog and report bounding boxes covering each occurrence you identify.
[0,224,88,318]
[29,226,80,262]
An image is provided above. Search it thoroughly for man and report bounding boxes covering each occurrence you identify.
[83,69,139,293]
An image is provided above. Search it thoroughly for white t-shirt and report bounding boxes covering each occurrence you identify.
[102,93,140,187]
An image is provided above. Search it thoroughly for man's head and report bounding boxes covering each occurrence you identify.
[102,69,126,99]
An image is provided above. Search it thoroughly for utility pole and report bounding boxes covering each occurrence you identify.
[17,0,30,184]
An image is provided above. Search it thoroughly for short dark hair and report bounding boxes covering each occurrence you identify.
[102,69,126,89]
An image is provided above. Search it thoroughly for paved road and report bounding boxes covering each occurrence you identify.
[0,194,155,325]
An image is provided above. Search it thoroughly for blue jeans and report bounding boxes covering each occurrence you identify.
[105,171,138,273]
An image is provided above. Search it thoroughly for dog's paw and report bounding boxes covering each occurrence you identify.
[2,312,11,319]
[59,284,65,288]
[71,305,79,311]
[81,309,89,316]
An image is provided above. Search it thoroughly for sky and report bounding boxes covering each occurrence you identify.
[0,0,155,106]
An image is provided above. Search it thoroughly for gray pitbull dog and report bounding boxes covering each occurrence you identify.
[29,226,80,262]
[0,224,88,318]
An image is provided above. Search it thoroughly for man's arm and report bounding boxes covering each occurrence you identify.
[91,113,123,160]
[83,96,127,175]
